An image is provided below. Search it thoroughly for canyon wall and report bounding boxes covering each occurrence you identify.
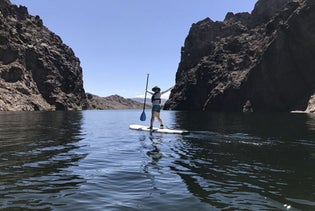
[165,0,315,112]
[0,0,87,110]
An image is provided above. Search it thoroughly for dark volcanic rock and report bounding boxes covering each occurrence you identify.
[0,1,87,111]
[86,93,151,110]
[164,0,315,112]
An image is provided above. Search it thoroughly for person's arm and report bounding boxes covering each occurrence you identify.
[160,86,174,95]
[146,90,154,95]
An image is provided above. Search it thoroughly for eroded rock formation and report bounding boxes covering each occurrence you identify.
[165,0,315,112]
[0,0,87,110]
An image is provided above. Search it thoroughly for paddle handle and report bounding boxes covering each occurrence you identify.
[143,74,149,110]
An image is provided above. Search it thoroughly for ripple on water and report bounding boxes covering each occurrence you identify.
[1,111,315,210]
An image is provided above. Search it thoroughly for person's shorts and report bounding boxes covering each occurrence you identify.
[152,105,161,113]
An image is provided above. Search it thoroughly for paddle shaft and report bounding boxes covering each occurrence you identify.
[142,74,149,110]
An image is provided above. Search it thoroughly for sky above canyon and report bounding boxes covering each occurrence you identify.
[11,0,256,98]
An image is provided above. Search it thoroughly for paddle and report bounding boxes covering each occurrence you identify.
[140,74,149,121]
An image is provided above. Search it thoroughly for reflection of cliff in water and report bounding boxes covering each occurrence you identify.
[306,113,315,131]
[169,111,315,209]
[172,111,315,140]
[0,111,87,199]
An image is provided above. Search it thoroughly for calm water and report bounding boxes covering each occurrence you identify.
[0,110,315,210]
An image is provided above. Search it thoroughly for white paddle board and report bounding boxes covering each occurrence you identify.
[129,124,189,135]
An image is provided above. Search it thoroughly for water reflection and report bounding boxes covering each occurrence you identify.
[172,111,315,140]
[139,135,164,171]
[306,113,315,131]
[147,136,163,162]
[168,111,315,210]
[0,111,87,209]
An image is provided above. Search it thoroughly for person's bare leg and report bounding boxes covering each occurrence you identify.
[156,113,163,128]
[149,112,155,128]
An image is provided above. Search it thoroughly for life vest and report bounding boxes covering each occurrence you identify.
[151,92,161,104]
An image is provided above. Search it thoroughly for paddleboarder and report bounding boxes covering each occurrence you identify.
[146,86,173,129]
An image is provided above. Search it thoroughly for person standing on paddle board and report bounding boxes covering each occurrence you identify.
[147,86,173,129]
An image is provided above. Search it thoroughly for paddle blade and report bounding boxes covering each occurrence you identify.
[140,111,146,121]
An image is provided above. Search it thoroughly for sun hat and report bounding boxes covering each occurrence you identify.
[152,86,161,91]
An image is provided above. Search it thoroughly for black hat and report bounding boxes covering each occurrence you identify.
[152,86,161,92]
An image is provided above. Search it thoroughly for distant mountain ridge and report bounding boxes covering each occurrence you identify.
[86,93,152,110]
[131,97,167,105]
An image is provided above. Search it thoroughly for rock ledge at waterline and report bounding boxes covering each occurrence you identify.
[164,0,315,113]
[0,0,87,111]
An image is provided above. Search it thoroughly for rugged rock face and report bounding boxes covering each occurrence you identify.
[164,0,315,112]
[0,0,87,111]
[86,94,151,110]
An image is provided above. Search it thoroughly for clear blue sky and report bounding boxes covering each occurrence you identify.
[11,0,257,98]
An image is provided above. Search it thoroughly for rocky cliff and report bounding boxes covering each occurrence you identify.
[0,0,87,111]
[164,0,315,112]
